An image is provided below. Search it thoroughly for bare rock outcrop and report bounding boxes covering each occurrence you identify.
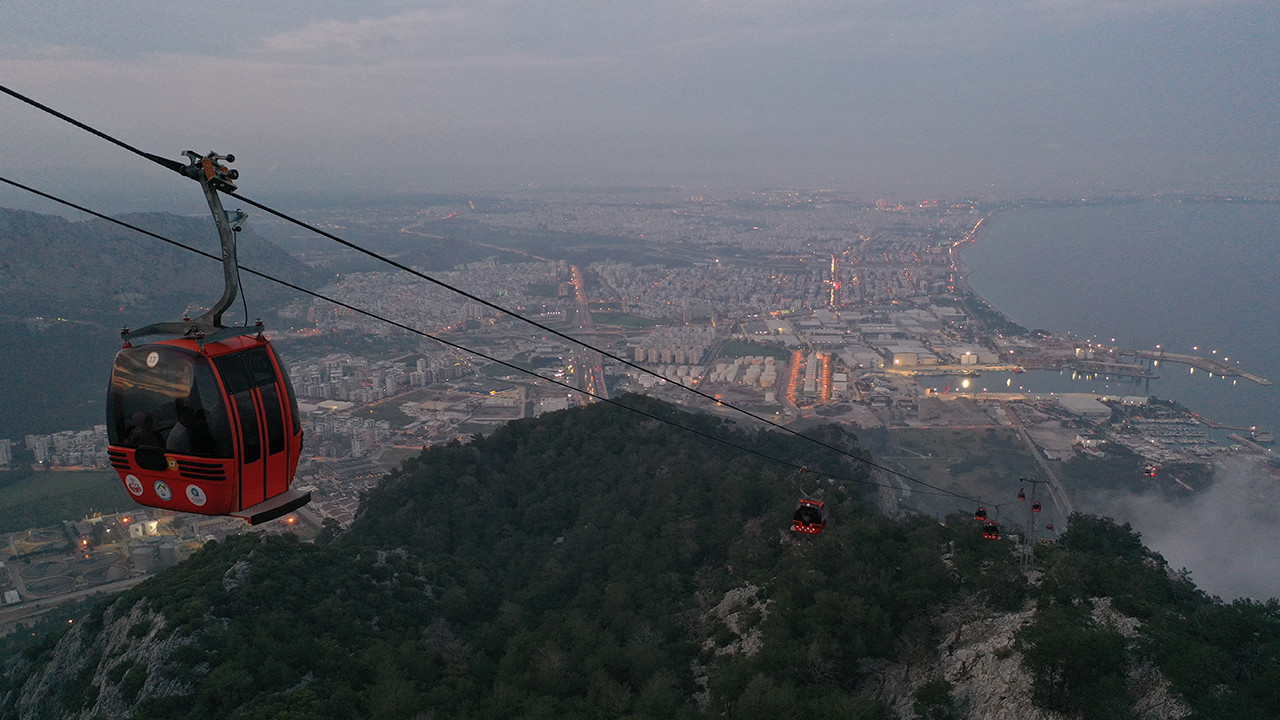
[864,594,1192,720]
[863,597,1063,720]
[8,598,200,720]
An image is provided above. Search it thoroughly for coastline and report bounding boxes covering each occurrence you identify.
[950,206,1274,429]
[948,204,1280,601]
[948,212,1029,337]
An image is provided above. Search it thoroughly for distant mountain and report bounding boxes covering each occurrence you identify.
[0,208,320,321]
[0,208,323,437]
[1,397,1276,719]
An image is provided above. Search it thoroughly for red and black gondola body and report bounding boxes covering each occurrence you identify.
[106,335,307,524]
[792,498,828,535]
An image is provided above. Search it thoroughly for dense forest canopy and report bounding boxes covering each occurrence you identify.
[2,397,1278,719]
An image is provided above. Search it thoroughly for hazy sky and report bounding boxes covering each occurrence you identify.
[3,1,1279,208]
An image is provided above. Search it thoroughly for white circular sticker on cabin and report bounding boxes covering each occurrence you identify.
[153,480,172,502]
[124,474,144,496]
[146,351,160,368]
[186,484,208,507]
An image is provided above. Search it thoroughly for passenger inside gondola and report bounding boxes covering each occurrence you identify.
[126,411,164,448]
[167,400,218,455]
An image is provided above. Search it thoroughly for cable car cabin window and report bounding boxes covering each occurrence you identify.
[276,352,302,435]
[107,347,234,457]
[795,505,824,525]
[214,348,286,461]
[282,378,300,434]
[212,348,278,395]
[232,392,262,464]
[258,384,286,455]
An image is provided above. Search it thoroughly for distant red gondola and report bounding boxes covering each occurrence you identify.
[981,521,1001,540]
[1031,501,1042,513]
[792,498,828,535]
[974,506,988,521]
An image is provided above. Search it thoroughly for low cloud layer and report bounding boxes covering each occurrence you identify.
[1100,455,1280,601]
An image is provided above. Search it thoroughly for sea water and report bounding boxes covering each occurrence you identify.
[958,200,1280,599]
[961,201,1280,434]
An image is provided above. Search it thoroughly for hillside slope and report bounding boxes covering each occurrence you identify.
[1,398,1277,719]
[0,207,318,319]
[0,207,322,436]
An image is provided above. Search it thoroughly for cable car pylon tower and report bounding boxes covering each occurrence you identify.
[1017,477,1051,570]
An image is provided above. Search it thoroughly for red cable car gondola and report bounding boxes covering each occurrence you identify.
[973,506,988,521]
[107,333,306,523]
[981,521,1001,540]
[1017,488,1025,501]
[105,152,308,524]
[1031,501,1042,513]
[792,498,828,535]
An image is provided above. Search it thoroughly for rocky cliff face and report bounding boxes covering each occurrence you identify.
[9,590,1194,720]
[862,595,1192,720]
[7,599,197,720]
[863,598,1058,720]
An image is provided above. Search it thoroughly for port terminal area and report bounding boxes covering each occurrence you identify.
[910,388,1274,467]
[874,334,1268,387]
[1024,339,1270,386]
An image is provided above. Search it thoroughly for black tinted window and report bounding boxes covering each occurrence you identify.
[107,346,234,457]
[260,385,285,455]
[268,345,302,435]
[214,348,278,395]
[234,392,261,463]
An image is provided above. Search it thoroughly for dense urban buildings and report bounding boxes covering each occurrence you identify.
[4,191,1274,611]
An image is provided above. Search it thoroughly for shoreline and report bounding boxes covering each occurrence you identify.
[948,208,1273,433]
[947,212,1030,336]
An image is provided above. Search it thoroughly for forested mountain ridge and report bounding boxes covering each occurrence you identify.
[0,207,323,436]
[1,397,1277,719]
[0,207,319,319]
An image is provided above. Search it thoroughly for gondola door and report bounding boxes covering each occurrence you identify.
[213,345,294,512]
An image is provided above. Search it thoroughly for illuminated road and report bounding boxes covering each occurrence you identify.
[569,265,608,401]
[1003,402,1075,518]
